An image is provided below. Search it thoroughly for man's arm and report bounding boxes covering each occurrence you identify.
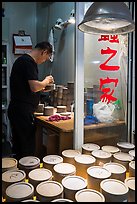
[28,75,54,92]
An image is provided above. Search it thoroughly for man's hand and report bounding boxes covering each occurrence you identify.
[44,75,54,85]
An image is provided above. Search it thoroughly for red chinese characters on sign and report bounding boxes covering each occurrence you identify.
[98,35,119,43]
[100,77,118,103]
[98,35,119,103]
[100,47,120,71]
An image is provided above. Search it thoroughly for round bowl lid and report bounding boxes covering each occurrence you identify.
[82,143,100,151]
[36,181,63,197]
[117,142,135,149]
[62,175,87,190]
[45,106,54,109]
[128,149,135,157]
[124,177,135,190]
[2,158,17,169]
[21,200,40,202]
[28,168,52,181]
[51,198,73,202]
[60,112,71,116]
[87,166,111,179]
[100,179,129,195]
[57,106,66,109]
[113,152,134,162]
[43,155,63,165]
[75,189,105,202]
[2,169,26,183]
[92,150,112,159]
[102,145,120,154]
[6,182,34,199]
[19,156,40,167]
[53,163,76,174]
[103,162,126,174]
[38,103,44,106]
[74,154,96,164]
[129,161,135,169]
[62,149,81,158]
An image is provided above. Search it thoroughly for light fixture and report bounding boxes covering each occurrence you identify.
[78,2,135,35]
[68,9,75,24]
[53,9,75,30]
[54,18,64,30]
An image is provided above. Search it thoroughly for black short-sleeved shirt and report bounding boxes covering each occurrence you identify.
[9,54,40,112]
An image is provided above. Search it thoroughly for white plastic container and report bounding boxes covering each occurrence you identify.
[101,145,120,154]
[44,106,54,116]
[2,169,26,197]
[74,154,96,179]
[62,149,81,165]
[91,150,112,166]
[129,161,135,177]
[2,157,18,173]
[57,106,67,113]
[36,180,64,202]
[19,156,40,176]
[53,163,76,183]
[45,84,55,91]
[75,189,105,202]
[87,166,111,191]
[62,175,87,201]
[117,142,135,153]
[124,177,135,202]
[36,104,44,113]
[28,168,52,190]
[103,162,126,182]
[100,179,129,202]
[113,152,134,171]
[128,149,135,158]
[81,143,100,155]
[42,155,63,174]
[5,182,34,202]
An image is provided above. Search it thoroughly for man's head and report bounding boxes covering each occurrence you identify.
[32,41,53,64]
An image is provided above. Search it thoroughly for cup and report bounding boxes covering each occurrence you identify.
[45,84,56,91]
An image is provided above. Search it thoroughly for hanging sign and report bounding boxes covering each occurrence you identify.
[98,35,120,104]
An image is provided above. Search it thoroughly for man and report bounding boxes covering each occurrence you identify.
[8,41,54,160]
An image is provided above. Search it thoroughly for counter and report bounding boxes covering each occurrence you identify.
[34,113,126,160]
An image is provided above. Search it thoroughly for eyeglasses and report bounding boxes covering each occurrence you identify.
[48,53,52,61]
[48,52,55,61]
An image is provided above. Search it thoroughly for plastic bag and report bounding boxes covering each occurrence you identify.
[93,99,115,123]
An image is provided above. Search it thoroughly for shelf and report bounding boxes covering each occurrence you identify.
[2,85,7,88]
[2,42,10,141]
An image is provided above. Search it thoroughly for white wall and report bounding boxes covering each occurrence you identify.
[36,2,75,85]
[2,2,37,74]
[2,2,75,86]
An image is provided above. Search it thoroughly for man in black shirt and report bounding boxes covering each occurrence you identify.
[8,41,54,160]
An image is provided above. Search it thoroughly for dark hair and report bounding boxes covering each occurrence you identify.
[35,41,53,54]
